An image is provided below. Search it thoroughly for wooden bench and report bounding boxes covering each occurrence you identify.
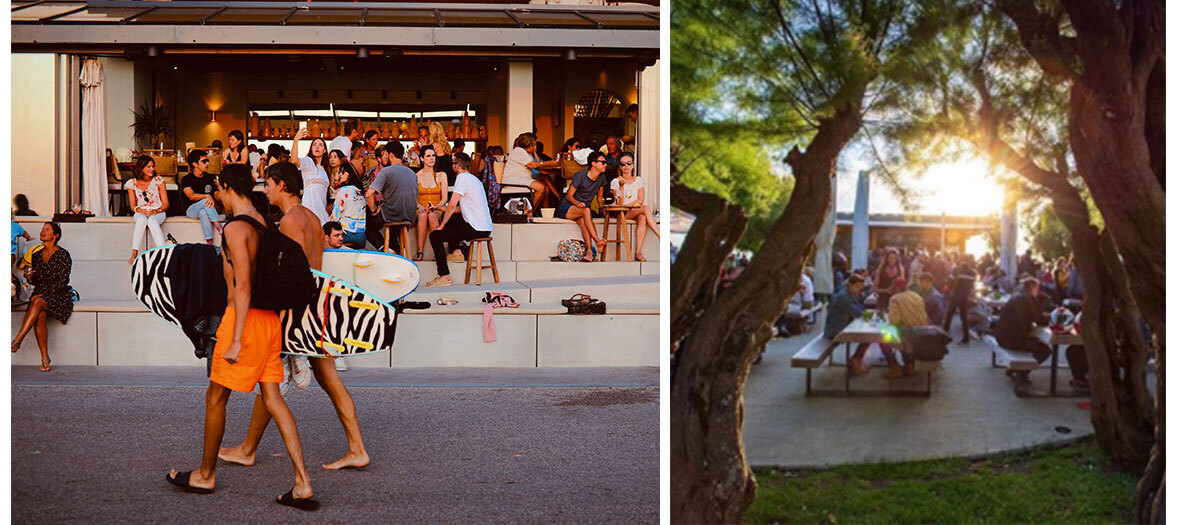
[983,335,1039,371]
[792,335,938,397]
[788,302,825,325]
[790,336,836,395]
[984,334,1053,398]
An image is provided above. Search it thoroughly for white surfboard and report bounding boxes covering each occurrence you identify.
[321,249,420,304]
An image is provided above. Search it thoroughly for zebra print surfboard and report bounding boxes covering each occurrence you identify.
[132,246,399,357]
[130,246,182,327]
[280,270,399,357]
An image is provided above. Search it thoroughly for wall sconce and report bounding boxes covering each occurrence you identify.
[356,46,370,58]
[209,110,216,122]
[565,49,577,61]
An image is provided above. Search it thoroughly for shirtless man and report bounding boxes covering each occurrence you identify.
[219,162,370,471]
[165,164,318,511]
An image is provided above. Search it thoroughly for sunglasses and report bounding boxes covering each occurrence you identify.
[620,162,633,166]
[199,159,209,164]
[593,160,607,165]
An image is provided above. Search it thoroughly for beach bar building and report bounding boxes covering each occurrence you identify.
[10,0,661,368]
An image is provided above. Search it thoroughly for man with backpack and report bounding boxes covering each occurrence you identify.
[166,164,319,511]
[219,162,371,472]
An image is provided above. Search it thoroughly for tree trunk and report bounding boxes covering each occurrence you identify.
[967,60,1156,469]
[671,79,868,523]
[670,178,748,356]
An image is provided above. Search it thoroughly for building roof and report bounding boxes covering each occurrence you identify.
[12,0,659,54]
[834,212,996,230]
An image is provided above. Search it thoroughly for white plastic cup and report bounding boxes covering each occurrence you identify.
[541,208,555,219]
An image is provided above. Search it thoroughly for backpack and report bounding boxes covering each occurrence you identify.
[904,325,952,361]
[556,239,587,262]
[223,214,317,312]
[481,160,502,210]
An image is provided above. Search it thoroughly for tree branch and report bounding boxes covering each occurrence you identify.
[994,0,1082,79]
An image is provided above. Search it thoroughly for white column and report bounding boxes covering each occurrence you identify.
[506,60,533,146]
[638,60,660,212]
[1000,188,1018,278]
[851,170,871,270]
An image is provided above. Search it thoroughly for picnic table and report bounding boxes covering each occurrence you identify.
[825,317,936,397]
[1033,327,1085,397]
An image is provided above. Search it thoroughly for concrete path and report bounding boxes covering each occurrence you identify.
[11,366,658,523]
[743,314,1095,468]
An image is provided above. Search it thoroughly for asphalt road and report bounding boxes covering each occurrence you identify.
[11,366,659,523]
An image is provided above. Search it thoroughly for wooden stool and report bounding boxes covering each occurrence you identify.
[599,206,632,261]
[383,221,412,256]
[464,238,500,285]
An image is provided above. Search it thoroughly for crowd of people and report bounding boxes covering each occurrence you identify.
[16,117,657,375]
[120,113,656,265]
[815,246,1091,391]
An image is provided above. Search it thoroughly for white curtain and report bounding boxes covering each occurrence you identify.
[80,59,111,217]
[1000,188,1018,277]
[813,175,838,294]
[851,170,870,269]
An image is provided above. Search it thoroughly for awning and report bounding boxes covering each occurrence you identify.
[12,1,659,55]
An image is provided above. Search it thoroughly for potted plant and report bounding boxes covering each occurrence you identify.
[130,102,175,150]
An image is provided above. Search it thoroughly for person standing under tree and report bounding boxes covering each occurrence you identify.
[218,162,370,472]
[165,164,318,511]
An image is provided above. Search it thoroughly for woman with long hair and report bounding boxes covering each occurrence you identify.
[330,164,368,249]
[125,156,170,264]
[289,127,331,224]
[326,149,361,216]
[12,222,72,372]
[413,145,449,261]
[223,130,248,165]
[352,129,380,175]
[426,121,455,184]
[610,152,659,262]
[874,248,905,308]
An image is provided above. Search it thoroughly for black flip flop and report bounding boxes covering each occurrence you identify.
[276,488,320,511]
[165,471,214,494]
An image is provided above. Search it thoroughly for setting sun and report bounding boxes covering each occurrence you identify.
[917,158,1004,217]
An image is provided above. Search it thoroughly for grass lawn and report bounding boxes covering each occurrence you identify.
[747,438,1138,524]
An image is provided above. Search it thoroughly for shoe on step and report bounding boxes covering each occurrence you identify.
[426,275,453,287]
[446,252,465,263]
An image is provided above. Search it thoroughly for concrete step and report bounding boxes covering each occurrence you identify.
[416,260,517,284]
[405,281,533,306]
[68,259,136,301]
[509,220,661,261]
[640,262,660,275]
[15,217,219,261]
[514,261,644,280]
[521,275,659,304]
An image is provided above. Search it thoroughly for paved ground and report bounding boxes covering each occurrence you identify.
[744,313,1097,468]
[11,366,658,523]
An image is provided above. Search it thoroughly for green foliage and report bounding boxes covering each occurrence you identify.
[748,439,1137,524]
[130,102,175,149]
[1021,202,1070,261]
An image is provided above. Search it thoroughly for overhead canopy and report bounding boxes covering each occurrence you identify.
[12,1,659,57]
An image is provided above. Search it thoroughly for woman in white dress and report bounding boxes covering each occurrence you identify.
[609,152,659,261]
[289,127,330,224]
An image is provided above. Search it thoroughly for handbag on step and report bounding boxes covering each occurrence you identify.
[561,293,606,315]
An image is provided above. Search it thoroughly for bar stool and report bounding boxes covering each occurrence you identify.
[383,221,412,256]
[599,206,632,262]
[464,238,499,285]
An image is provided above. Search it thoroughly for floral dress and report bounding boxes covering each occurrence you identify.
[30,246,73,323]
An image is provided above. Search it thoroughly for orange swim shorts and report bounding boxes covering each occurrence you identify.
[209,306,283,393]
